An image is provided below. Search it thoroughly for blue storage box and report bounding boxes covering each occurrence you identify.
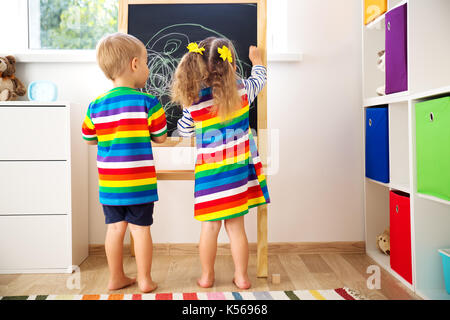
[365,106,390,183]
[439,249,450,295]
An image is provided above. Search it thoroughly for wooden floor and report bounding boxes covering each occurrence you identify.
[0,252,420,299]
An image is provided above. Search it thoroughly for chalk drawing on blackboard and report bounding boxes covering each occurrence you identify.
[141,23,252,135]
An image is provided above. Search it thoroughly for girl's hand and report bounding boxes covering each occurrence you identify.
[249,46,263,66]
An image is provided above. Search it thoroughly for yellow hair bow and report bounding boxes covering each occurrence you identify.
[218,45,233,63]
[187,42,205,55]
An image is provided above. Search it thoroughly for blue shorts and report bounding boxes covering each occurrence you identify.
[102,202,154,226]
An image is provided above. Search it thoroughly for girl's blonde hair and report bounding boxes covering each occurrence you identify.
[171,37,241,122]
[171,51,209,108]
[205,38,241,121]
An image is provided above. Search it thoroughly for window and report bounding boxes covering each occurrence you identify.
[28,0,118,50]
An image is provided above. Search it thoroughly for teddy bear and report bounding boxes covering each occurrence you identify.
[376,228,390,255]
[0,55,26,101]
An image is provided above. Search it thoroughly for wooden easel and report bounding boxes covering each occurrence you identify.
[119,0,268,278]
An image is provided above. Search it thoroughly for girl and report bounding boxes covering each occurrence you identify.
[172,37,270,289]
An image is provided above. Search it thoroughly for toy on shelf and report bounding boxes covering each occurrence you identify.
[376,50,386,96]
[0,55,26,101]
[376,228,390,255]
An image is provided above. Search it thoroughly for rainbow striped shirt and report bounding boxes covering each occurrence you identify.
[81,87,167,206]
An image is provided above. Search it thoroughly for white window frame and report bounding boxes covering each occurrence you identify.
[0,0,96,63]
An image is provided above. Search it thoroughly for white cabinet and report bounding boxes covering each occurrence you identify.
[0,102,88,274]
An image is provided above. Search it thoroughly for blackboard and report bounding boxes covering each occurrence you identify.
[127,3,258,136]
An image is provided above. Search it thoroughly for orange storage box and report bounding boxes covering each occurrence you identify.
[364,0,388,25]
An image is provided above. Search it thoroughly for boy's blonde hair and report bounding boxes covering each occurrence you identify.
[96,32,145,80]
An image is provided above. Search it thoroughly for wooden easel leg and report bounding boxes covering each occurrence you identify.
[130,234,135,257]
[257,204,268,278]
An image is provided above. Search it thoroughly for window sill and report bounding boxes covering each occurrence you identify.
[3,50,303,63]
[1,50,96,63]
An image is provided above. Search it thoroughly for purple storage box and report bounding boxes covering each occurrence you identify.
[385,3,408,94]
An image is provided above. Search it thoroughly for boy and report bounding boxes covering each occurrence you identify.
[82,33,167,293]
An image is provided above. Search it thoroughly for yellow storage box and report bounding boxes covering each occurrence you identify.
[365,0,388,25]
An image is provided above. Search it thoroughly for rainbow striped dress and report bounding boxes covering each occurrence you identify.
[186,81,270,221]
[81,87,167,206]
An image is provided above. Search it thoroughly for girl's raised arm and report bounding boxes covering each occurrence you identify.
[244,65,267,105]
[244,46,267,105]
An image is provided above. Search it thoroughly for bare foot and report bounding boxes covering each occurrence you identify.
[233,275,251,290]
[197,273,215,288]
[138,277,158,293]
[108,275,136,291]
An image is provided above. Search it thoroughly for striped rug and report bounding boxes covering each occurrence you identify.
[0,288,364,300]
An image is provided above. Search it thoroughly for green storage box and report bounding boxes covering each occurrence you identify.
[415,96,450,201]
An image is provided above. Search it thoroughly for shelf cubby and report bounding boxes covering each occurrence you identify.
[363,18,385,100]
[408,0,450,94]
[364,178,415,290]
[365,1,407,30]
[388,102,410,192]
[364,179,390,260]
[413,194,450,300]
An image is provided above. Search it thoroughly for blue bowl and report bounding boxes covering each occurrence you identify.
[28,81,58,102]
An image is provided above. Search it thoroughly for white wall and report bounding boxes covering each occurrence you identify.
[10,0,364,245]
[0,0,28,51]
[267,0,364,242]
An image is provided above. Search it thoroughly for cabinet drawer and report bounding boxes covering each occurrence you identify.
[0,106,68,160]
[0,162,70,214]
[0,215,69,270]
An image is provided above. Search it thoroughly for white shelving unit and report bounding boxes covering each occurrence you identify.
[362,0,450,300]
